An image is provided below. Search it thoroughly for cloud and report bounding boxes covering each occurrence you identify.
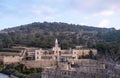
[31,5,57,18]
[94,10,115,16]
[83,17,89,19]
[70,0,120,15]
[71,0,99,13]
[98,20,110,28]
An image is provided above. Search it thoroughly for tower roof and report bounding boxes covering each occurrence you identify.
[55,38,58,44]
[55,38,59,47]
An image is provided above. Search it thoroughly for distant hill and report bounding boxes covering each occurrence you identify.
[0,22,116,48]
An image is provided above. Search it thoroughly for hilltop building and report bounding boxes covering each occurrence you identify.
[25,38,97,62]
[0,39,97,68]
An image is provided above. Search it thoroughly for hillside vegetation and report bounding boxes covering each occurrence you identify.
[0,22,120,63]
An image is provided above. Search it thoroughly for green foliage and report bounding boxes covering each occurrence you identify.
[78,51,97,60]
[98,30,120,42]
[2,63,43,78]
[0,49,20,52]
[0,63,3,70]
[96,42,120,62]
[0,22,114,49]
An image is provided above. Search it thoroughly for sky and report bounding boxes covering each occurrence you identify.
[0,0,120,30]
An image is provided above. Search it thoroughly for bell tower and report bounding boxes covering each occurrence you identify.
[52,38,61,60]
[55,38,59,48]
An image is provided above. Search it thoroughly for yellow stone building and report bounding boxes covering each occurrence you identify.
[26,39,97,62]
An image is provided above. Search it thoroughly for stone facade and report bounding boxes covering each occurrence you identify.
[0,50,25,64]
[21,60,56,68]
[0,39,97,67]
[41,59,107,78]
[2,56,22,64]
[75,59,106,73]
[41,68,108,78]
[25,39,97,62]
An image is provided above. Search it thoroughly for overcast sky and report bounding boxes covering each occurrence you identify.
[0,0,120,30]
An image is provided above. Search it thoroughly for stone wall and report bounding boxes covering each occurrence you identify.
[21,60,56,68]
[3,56,22,64]
[76,59,106,72]
[41,69,108,78]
